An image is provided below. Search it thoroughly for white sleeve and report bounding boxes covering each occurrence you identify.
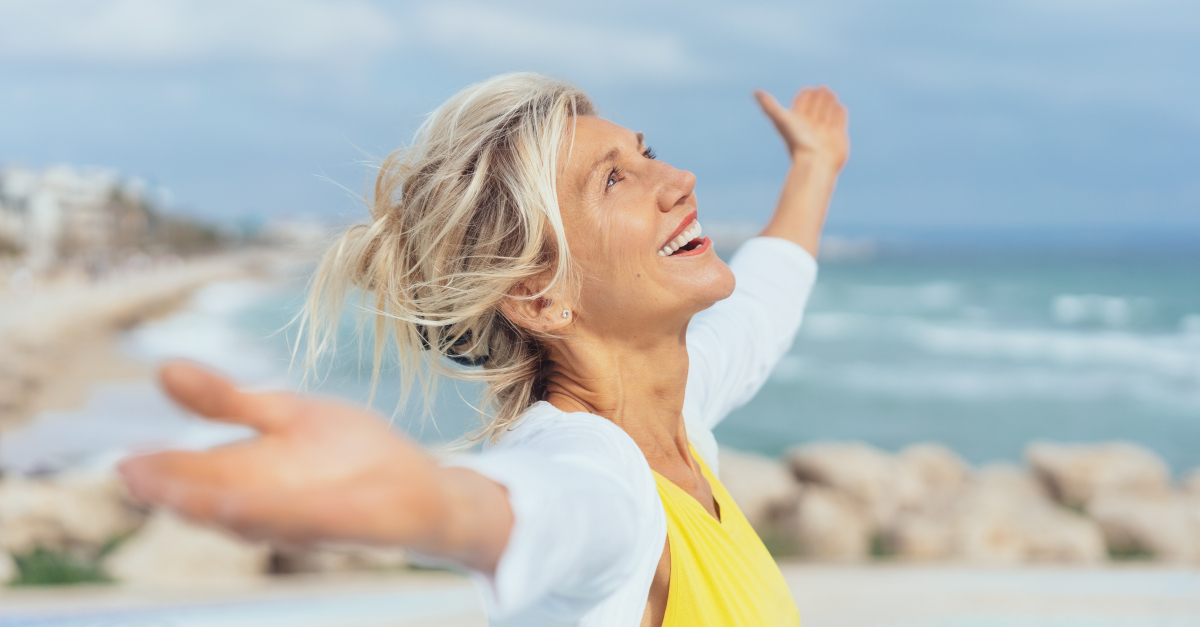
[442,411,659,622]
[684,236,818,431]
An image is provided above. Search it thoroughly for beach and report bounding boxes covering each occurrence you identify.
[2,563,1198,627]
[0,253,276,435]
[1,247,1199,625]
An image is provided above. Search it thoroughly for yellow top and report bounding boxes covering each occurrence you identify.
[652,445,801,627]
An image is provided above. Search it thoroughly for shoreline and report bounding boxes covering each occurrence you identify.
[0,251,280,435]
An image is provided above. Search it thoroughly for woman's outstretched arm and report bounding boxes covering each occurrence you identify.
[753,86,849,257]
[118,361,513,574]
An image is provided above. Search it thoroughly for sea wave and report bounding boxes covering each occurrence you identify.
[121,279,290,385]
[800,313,1200,381]
[769,355,1200,410]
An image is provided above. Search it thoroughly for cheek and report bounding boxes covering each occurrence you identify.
[576,210,654,277]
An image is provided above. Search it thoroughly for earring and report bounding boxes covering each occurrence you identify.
[561,310,570,319]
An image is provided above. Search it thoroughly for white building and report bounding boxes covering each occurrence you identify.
[0,165,154,271]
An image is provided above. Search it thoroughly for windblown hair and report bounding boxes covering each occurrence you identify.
[300,72,594,443]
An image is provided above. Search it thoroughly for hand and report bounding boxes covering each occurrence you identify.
[118,362,510,571]
[754,86,849,171]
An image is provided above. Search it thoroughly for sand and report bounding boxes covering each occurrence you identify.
[1,563,1197,626]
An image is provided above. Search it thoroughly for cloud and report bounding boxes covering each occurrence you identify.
[0,0,402,66]
[413,3,697,83]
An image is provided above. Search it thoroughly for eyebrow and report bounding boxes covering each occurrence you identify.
[582,132,645,191]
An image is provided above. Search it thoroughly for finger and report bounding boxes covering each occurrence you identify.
[811,85,830,124]
[119,451,262,526]
[832,102,848,128]
[159,361,295,432]
[753,89,793,137]
[794,88,819,118]
[819,89,839,126]
[120,450,234,502]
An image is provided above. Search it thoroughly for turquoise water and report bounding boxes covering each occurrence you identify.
[231,249,1200,473]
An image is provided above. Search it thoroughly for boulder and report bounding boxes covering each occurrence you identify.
[896,443,970,495]
[774,484,870,561]
[786,441,893,527]
[1087,491,1200,562]
[0,475,143,554]
[717,448,797,533]
[1181,468,1200,496]
[104,510,270,586]
[886,464,1105,564]
[786,441,970,532]
[1026,441,1170,509]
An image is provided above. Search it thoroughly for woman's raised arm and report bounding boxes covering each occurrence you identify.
[753,86,849,257]
[118,361,513,574]
[681,87,848,433]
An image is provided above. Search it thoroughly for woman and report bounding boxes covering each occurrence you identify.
[120,72,848,626]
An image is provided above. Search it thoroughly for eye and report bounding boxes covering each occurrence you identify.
[643,146,656,160]
[606,167,621,189]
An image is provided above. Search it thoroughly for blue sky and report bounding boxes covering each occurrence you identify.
[2,0,1198,238]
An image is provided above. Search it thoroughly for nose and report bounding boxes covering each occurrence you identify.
[656,162,696,213]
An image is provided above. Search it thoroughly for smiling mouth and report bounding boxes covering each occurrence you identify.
[658,219,706,257]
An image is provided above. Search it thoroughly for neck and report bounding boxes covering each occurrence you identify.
[543,320,692,466]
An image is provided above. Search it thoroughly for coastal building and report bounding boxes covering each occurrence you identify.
[0,165,156,272]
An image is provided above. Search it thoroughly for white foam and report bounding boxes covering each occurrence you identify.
[1051,293,1154,327]
[3,278,291,476]
[122,278,289,385]
[769,354,1200,409]
[799,312,1200,382]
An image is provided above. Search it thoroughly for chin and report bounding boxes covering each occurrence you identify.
[684,256,736,312]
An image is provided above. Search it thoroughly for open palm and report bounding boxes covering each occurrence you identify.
[119,362,447,546]
[754,86,850,170]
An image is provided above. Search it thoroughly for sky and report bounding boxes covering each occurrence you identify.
[1,0,1198,241]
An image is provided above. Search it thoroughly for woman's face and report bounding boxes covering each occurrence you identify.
[556,116,735,336]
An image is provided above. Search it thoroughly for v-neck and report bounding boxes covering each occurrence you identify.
[651,444,724,527]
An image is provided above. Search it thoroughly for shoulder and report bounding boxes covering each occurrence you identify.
[489,402,649,471]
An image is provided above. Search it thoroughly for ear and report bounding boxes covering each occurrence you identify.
[499,280,574,333]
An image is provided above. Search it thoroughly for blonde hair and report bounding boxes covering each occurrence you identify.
[300,72,594,443]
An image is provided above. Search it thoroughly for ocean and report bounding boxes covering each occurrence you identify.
[8,241,1198,476]
[205,242,1200,475]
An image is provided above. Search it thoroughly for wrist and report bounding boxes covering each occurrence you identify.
[789,149,842,176]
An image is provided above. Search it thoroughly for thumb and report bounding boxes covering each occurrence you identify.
[159,360,294,433]
[753,89,792,138]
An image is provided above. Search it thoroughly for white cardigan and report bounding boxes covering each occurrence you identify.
[447,237,819,626]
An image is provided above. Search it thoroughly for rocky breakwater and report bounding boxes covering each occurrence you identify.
[0,471,409,586]
[0,254,264,432]
[720,440,1200,563]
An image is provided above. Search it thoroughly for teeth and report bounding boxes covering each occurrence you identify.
[659,220,703,256]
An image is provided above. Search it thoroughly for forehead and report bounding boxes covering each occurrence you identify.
[562,116,640,183]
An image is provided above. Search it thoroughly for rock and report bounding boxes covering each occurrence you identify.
[0,475,143,554]
[886,464,1106,564]
[896,443,969,495]
[786,441,970,532]
[775,484,871,561]
[271,543,408,574]
[104,510,270,586]
[717,448,797,532]
[1087,491,1200,562]
[1026,441,1170,509]
[0,550,15,583]
[1181,468,1200,496]
[786,441,894,527]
